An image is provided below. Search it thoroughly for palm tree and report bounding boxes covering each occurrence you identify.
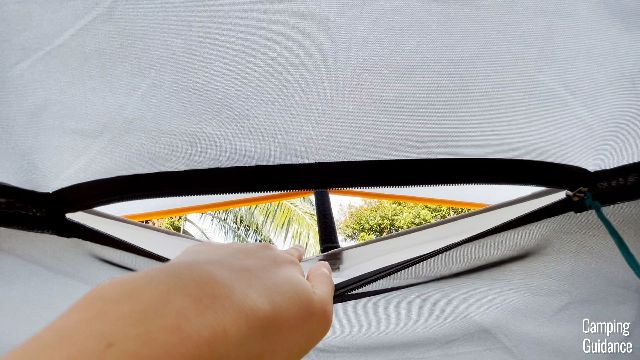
[186,197,320,256]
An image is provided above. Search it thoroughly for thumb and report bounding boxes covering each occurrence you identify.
[306,261,335,303]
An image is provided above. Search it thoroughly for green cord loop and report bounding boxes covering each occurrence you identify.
[584,192,640,279]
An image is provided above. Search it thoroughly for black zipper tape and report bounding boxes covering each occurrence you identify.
[52,158,593,212]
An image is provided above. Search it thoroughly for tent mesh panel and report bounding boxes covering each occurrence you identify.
[2,1,639,191]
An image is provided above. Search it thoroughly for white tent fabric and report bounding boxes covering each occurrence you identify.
[1,1,639,358]
[2,1,639,191]
[0,227,158,354]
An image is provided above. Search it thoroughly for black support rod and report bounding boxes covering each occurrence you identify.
[314,190,340,253]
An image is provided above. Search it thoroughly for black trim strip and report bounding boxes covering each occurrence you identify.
[52,158,592,212]
[0,183,172,262]
[0,185,57,234]
[1,159,638,267]
[591,161,640,207]
[61,218,170,262]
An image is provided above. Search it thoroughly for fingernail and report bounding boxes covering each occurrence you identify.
[319,261,332,274]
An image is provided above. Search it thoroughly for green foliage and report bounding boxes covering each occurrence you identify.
[142,216,184,233]
[338,200,470,243]
[196,197,320,256]
[144,197,469,256]
[161,216,184,233]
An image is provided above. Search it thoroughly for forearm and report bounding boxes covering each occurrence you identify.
[5,267,228,360]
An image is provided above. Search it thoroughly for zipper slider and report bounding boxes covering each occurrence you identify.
[566,187,591,213]
[567,187,588,202]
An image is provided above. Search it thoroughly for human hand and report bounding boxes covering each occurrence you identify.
[167,242,335,359]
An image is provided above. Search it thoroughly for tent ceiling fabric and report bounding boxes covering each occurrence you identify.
[0,227,159,354]
[2,1,640,192]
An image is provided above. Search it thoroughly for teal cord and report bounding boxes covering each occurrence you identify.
[584,193,640,279]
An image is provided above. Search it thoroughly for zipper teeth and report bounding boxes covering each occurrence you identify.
[345,183,545,191]
[336,196,565,296]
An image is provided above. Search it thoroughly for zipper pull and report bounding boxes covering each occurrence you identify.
[581,191,640,279]
[566,187,591,213]
[567,187,588,202]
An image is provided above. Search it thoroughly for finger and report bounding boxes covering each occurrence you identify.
[172,242,222,262]
[283,245,305,262]
[306,261,334,302]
